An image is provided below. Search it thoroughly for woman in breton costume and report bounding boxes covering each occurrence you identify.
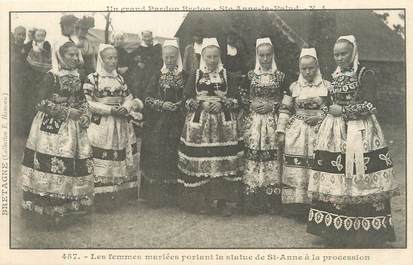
[277,48,330,219]
[239,38,288,215]
[83,44,143,211]
[177,38,243,217]
[140,40,186,208]
[20,41,93,224]
[306,36,399,246]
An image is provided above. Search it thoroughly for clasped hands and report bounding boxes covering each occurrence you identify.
[202,101,223,113]
[162,101,179,112]
[251,100,273,114]
[68,108,89,129]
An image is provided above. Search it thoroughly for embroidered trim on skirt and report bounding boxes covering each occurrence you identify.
[307,200,396,243]
[88,115,139,197]
[21,112,94,217]
[307,114,398,243]
[282,116,319,204]
[242,110,282,212]
[177,109,243,206]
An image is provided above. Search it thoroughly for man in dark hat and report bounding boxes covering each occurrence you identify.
[182,28,204,73]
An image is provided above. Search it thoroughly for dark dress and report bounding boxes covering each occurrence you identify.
[26,41,52,128]
[133,43,163,89]
[182,43,201,74]
[222,44,248,75]
[11,40,31,136]
[125,60,147,101]
[116,46,133,69]
[177,68,243,212]
[222,42,249,92]
[140,70,186,207]
[306,65,399,245]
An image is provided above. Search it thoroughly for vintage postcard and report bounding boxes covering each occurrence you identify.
[0,0,411,264]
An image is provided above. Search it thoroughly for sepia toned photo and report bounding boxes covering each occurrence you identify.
[1,0,411,264]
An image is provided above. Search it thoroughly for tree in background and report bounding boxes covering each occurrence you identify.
[393,12,405,39]
[376,11,405,39]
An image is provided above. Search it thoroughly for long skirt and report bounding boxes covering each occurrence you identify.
[140,112,182,207]
[282,114,317,205]
[242,111,281,213]
[21,111,94,218]
[177,108,243,212]
[306,114,399,244]
[88,113,139,208]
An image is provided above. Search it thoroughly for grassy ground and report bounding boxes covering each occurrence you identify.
[10,121,406,249]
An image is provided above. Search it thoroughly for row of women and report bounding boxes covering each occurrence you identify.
[19,32,399,246]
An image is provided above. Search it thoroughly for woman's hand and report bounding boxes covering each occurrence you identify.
[329,104,343,117]
[251,100,263,112]
[111,106,128,117]
[255,102,273,114]
[117,107,128,116]
[162,101,177,111]
[305,115,322,126]
[79,115,90,129]
[68,108,82,120]
[51,94,67,104]
[188,99,199,110]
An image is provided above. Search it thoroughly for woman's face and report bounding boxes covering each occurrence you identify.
[77,27,89,39]
[333,41,354,68]
[62,46,79,69]
[202,46,221,71]
[113,35,125,47]
[101,48,118,72]
[163,46,178,70]
[28,29,35,41]
[62,24,75,37]
[14,27,26,44]
[257,44,273,71]
[299,56,318,82]
[142,32,153,46]
[34,30,46,42]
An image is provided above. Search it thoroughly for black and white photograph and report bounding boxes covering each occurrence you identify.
[1,0,411,264]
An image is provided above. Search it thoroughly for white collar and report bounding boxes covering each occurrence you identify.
[56,68,79,77]
[160,67,181,75]
[194,42,203,54]
[99,69,119,77]
[140,40,159,47]
[227,44,237,56]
